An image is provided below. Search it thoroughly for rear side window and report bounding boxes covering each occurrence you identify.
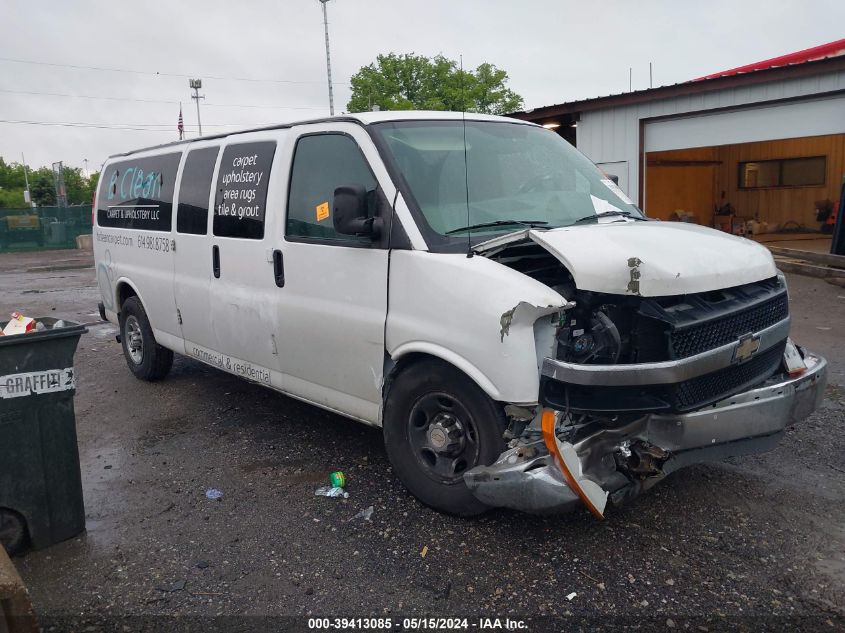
[286,134,377,242]
[213,141,276,239]
[177,147,219,235]
[97,152,182,231]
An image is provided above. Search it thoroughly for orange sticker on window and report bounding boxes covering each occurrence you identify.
[316,201,330,222]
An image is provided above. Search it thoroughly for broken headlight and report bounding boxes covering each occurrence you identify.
[557,310,622,364]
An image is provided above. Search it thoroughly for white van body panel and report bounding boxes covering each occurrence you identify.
[385,251,567,405]
[526,221,778,297]
[277,237,388,424]
[94,146,182,338]
[171,138,224,360]
[474,221,778,297]
[271,122,391,425]
[202,129,289,395]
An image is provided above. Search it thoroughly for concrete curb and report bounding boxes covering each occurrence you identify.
[767,246,845,269]
[774,258,845,281]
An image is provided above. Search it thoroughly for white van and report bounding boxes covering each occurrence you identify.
[94,111,827,517]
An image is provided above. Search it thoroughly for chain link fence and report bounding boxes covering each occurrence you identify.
[0,206,92,254]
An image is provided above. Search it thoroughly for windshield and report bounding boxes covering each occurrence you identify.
[371,120,643,251]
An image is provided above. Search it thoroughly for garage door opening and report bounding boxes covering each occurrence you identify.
[644,133,844,245]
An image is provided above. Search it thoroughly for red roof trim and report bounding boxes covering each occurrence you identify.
[693,38,845,81]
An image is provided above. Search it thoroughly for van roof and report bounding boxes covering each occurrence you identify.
[107,110,535,159]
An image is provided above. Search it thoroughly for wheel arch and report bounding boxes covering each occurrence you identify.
[383,343,504,412]
[379,345,509,516]
[114,278,143,317]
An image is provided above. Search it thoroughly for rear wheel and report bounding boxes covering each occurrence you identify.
[119,296,173,381]
[383,359,507,516]
[0,508,28,556]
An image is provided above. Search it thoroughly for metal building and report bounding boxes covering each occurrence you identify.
[510,40,845,233]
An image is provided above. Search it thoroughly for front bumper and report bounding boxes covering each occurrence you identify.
[464,349,827,514]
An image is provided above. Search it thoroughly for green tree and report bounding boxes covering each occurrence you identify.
[0,156,103,208]
[30,172,56,207]
[88,171,100,199]
[0,187,27,208]
[63,167,91,204]
[0,158,28,191]
[471,63,523,115]
[347,53,523,115]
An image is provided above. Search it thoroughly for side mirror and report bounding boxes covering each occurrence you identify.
[332,184,382,239]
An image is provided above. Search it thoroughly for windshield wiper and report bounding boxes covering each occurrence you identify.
[446,219,549,235]
[572,210,645,225]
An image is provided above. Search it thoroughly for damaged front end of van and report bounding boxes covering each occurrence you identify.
[462,224,828,517]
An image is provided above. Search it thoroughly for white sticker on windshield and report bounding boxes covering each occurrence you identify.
[590,195,624,214]
[601,178,634,205]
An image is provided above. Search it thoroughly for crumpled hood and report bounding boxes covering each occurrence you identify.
[477,221,778,296]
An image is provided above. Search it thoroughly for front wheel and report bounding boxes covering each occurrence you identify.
[119,296,173,381]
[383,359,507,516]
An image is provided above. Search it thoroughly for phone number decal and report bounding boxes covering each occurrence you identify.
[137,234,171,253]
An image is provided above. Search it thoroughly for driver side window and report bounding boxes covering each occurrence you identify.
[286,133,377,243]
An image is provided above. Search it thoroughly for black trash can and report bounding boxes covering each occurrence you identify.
[0,317,87,554]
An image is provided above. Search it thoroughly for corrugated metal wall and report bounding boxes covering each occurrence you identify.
[576,68,845,206]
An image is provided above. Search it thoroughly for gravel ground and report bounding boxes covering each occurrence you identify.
[2,249,844,632]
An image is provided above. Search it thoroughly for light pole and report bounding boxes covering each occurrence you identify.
[189,78,205,136]
[83,158,89,179]
[318,0,335,116]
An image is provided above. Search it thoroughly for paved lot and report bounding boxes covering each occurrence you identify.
[2,249,845,631]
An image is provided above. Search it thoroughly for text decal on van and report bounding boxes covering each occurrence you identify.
[213,141,276,240]
[97,152,182,232]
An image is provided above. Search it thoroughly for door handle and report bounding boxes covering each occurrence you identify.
[212,245,220,278]
[273,249,285,288]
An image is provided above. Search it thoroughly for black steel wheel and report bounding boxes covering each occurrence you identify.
[383,359,507,516]
[0,508,28,556]
[407,392,481,483]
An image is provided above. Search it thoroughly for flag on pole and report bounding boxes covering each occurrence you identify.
[178,104,184,140]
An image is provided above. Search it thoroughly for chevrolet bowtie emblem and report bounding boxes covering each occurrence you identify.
[733,333,761,363]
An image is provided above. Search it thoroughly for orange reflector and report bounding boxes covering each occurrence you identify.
[541,410,605,520]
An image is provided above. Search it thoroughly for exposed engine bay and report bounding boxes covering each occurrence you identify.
[489,240,792,414]
[464,238,826,516]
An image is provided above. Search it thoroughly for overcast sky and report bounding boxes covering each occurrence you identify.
[2,0,843,172]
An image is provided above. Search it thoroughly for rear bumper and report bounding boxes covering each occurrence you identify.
[464,349,827,514]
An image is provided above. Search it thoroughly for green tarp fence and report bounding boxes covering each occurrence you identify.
[0,206,92,254]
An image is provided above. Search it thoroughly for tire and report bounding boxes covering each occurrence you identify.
[383,359,507,516]
[119,296,173,381]
[0,508,28,556]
